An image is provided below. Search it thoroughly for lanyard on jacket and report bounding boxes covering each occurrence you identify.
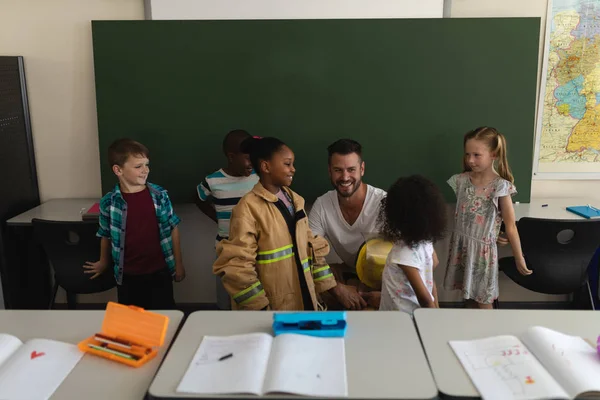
[272,191,313,311]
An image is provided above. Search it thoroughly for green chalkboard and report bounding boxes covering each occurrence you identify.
[92,18,540,203]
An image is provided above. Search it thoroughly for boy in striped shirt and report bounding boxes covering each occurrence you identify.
[196,130,259,309]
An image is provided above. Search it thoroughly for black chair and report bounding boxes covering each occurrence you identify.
[498,217,600,310]
[32,218,116,309]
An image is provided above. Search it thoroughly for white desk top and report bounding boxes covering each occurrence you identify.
[5,198,97,226]
[5,196,593,227]
[513,197,594,220]
[0,309,183,400]
[149,311,438,399]
[413,308,600,398]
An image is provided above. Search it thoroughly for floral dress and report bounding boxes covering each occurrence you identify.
[443,172,516,304]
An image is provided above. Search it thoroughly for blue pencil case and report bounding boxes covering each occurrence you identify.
[272,311,347,337]
[566,205,600,219]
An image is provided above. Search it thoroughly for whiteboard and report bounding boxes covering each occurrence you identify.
[147,0,444,20]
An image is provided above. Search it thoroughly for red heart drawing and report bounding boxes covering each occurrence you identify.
[30,351,45,360]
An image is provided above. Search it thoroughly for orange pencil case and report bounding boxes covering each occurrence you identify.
[78,301,169,367]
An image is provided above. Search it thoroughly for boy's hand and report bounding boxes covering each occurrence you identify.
[83,260,108,279]
[175,264,186,282]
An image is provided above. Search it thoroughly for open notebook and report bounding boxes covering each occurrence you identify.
[177,333,347,397]
[0,334,83,400]
[450,326,600,400]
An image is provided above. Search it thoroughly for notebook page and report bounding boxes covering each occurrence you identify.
[263,334,348,397]
[0,334,22,367]
[0,338,83,400]
[521,326,600,398]
[177,333,272,395]
[449,335,568,400]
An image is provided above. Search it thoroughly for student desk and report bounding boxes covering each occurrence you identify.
[0,309,183,399]
[148,311,438,399]
[413,308,600,398]
[6,198,97,226]
[5,196,593,227]
[513,197,596,221]
[5,196,592,226]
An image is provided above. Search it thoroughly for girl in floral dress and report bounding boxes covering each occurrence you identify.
[444,127,532,308]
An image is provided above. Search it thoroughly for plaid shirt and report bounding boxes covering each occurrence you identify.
[97,182,181,284]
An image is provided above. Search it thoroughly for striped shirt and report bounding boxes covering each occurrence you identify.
[197,169,259,240]
[97,182,180,285]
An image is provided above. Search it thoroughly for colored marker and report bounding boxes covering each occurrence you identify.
[94,333,132,349]
[88,344,139,360]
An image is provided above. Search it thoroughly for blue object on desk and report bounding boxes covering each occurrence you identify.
[272,311,347,337]
[566,205,600,219]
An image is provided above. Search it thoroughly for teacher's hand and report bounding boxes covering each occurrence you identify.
[330,284,367,310]
[360,291,381,309]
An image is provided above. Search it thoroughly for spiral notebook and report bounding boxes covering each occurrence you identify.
[565,205,600,219]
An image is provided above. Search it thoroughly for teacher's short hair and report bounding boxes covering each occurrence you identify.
[327,139,362,164]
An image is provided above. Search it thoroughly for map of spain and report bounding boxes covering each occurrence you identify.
[537,0,600,173]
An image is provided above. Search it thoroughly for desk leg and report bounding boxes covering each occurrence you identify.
[0,225,10,309]
[588,247,600,309]
[3,225,51,309]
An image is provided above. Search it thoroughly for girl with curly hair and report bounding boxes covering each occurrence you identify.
[377,175,447,313]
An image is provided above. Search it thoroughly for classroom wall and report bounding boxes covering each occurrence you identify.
[7,0,595,206]
[6,0,595,305]
[450,0,600,202]
[442,0,595,304]
[0,0,143,306]
[0,0,144,204]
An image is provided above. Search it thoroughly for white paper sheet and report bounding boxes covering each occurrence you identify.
[521,326,600,399]
[450,335,568,400]
[0,334,22,367]
[264,334,348,398]
[0,338,83,400]
[177,333,273,395]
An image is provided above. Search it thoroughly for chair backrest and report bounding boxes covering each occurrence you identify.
[516,217,600,294]
[32,218,115,294]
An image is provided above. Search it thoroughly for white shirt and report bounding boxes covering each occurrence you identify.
[379,241,435,314]
[308,184,386,269]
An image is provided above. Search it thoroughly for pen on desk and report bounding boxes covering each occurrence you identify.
[542,204,548,207]
[219,353,233,361]
[94,333,132,349]
[587,204,600,213]
[88,344,139,360]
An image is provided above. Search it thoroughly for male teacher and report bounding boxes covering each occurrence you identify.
[309,139,387,310]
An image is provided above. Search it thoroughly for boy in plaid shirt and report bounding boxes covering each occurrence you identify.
[84,139,185,309]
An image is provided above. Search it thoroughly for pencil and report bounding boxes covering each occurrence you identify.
[88,344,139,360]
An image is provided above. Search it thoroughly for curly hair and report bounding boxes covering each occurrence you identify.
[378,175,447,247]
